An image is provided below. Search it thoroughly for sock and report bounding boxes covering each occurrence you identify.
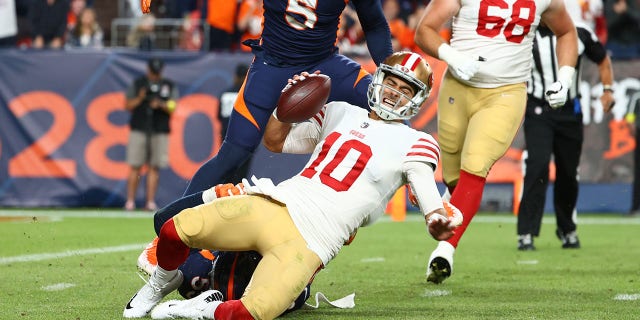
[157,219,190,270]
[446,170,486,248]
[214,300,254,320]
[153,265,178,284]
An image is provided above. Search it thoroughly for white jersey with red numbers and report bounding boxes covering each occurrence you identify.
[451,0,552,88]
[258,102,440,265]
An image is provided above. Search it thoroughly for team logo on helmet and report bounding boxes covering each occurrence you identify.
[367,51,434,121]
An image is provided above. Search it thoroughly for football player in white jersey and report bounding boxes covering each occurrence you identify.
[414,0,578,284]
[123,51,462,320]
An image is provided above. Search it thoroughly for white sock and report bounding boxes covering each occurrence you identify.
[152,265,178,285]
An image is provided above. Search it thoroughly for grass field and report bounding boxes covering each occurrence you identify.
[1,209,639,320]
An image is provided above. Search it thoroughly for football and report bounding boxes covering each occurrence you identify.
[276,74,331,123]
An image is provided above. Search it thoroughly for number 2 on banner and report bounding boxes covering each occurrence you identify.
[476,0,536,44]
[300,132,372,192]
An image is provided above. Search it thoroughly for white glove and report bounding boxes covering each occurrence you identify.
[545,66,575,109]
[241,175,277,196]
[438,43,483,81]
[426,201,463,227]
[442,201,463,227]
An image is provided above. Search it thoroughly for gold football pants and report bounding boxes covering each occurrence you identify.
[173,195,322,320]
[437,72,526,185]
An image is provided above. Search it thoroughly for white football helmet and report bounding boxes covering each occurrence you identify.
[367,51,433,120]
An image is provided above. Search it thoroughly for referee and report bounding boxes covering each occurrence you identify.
[517,24,615,250]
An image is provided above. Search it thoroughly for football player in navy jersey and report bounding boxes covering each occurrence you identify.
[182,0,392,196]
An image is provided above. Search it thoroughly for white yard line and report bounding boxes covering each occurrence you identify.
[0,243,147,265]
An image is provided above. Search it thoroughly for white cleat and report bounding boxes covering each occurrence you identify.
[151,290,224,320]
[426,241,455,284]
[123,270,184,318]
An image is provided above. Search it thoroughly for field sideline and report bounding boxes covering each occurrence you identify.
[1,209,638,320]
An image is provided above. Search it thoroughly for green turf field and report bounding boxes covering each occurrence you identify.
[1,209,638,319]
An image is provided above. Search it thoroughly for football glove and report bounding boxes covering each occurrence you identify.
[202,182,246,203]
[242,175,277,196]
[443,201,463,227]
[545,66,575,109]
[427,201,463,227]
[438,43,483,81]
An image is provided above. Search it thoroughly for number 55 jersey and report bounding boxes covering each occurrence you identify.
[264,102,440,265]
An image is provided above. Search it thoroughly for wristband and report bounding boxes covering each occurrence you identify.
[603,84,614,93]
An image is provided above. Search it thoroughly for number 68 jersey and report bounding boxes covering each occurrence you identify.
[452,0,552,88]
[270,102,440,265]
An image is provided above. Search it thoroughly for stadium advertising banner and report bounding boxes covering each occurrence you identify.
[0,50,638,211]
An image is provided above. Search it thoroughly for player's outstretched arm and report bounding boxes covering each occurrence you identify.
[352,0,393,65]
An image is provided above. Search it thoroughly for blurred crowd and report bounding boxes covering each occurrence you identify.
[0,0,639,59]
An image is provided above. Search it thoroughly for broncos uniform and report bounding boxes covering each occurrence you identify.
[182,0,392,196]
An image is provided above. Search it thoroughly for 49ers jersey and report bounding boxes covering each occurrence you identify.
[270,103,439,264]
[451,0,551,88]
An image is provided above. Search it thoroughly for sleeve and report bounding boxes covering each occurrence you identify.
[577,27,606,64]
[281,121,322,154]
[403,161,444,216]
[403,132,440,171]
[351,0,393,65]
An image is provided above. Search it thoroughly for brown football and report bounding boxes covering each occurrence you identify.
[276,74,331,123]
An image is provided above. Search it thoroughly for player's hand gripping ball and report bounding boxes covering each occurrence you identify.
[276,73,331,123]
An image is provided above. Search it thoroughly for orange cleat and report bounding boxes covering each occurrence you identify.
[141,0,152,14]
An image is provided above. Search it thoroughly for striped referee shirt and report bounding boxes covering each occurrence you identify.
[528,25,607,108]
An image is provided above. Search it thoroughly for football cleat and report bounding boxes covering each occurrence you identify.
[556,229,581,249]
[123,270,184,318]
[517,234,536,251]
[150,289,224,320]
[426,241,455,284]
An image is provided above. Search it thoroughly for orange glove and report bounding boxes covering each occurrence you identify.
[214,182,246,198]
[203,183,246,203]
[141,0,152,14]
